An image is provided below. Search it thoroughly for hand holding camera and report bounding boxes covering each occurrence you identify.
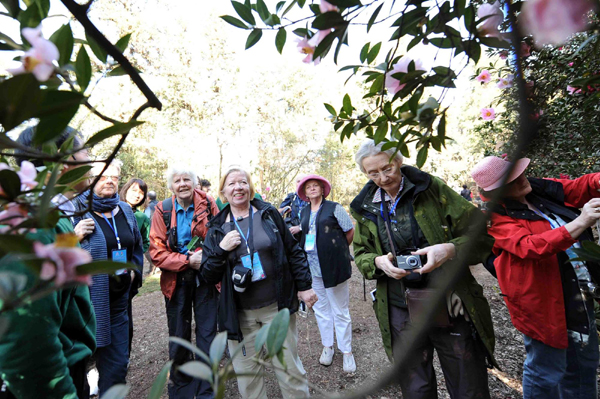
[220,230,242,251]
[411,243,456,274]
[298,289,318,308]
[375,253,411,280]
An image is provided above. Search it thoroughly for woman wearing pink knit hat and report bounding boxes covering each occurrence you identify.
[471,155,600,399]
[296,174,357,373]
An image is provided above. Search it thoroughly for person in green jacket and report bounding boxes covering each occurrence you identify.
[0,126,96,399]
[350,139,497,399]
[120,177,151,354]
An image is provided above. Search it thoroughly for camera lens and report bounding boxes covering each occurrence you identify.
[407,256,418,267]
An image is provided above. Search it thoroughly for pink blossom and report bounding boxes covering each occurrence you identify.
[499,50,509,60]
[568,62,574,66]
[34,241,93,287]
[477,1,504,39]
[476,69,492,84]
[320,0,339,13]
[521,0,595,48]
[265,186,271,192]
[497,75,513,89]
[7,26,59,82]
[566,85,581,94]
[501,153,508,159]
[385,56,425,95]
[480,107,496,121]
[520,42,531,58]
[559,173,571,179]
[0,203,28,228]
[297,30,332,65]
[17,161,38,190]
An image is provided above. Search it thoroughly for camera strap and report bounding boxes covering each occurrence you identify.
[381,199,399,265]
[231,208,255,267]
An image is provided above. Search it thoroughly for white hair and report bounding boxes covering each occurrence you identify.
[355,139,404,174]
[90,159,123,177]
[166,166,197,190]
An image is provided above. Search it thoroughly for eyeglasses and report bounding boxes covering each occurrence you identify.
[368,164,396,180]
[95,175,119,182]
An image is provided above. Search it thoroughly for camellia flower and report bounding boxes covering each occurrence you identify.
[320,0,339,13]
[521,0,595,48]
[7,26,59,82]
[34,241,93,287]
[497,75,514,89]
[476,69,492,84]
[520,42,531,58]
[265,186,271,192]
[499,50,509,60]
[297,29,332,65]
[477,1,504,39]
[385,56,425,95]
[17,161,38,190]
[566,85,582,94]
[0,202,28,229]
[481,107,496,121]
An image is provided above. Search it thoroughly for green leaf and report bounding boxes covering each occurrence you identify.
[359,42,369,63]
[0,74,42,132]
[85,32,108,63]
[0,235,33,259]
[292,28,309,37]
[0,32,22,50]
[479,36,510,49]
[342,93,352,115]
[341,121,354,140]
[245,29,262,49]
[85,121,144,148]
[254,323,270,353]
[34,91,84,146]
[49,24,74,66]
[429,37,455,49]
[266,308,290,356]
[169,337,211,363]
[209,331,227,367]
[75,260,135,276]
[463,40,481,63]
[324,103,337,116]
[390,7,427,39]
[367,3,383,32]
[327,0,362,6]
[75,46,92,92]
[438,114,446,139]
[147,361,173,399]
[100,384,129,399]
[178,361,213,382]
[366,42,381,64]
[313,30,337,60]
[312,11,346,30]
[256,0,270,21]
[115,33,131,53]
[275,28,286,54]
[232,1,256,25]
[416,145,428,168]
[374,122,387,143]
[454,0,466,17]
[432,66,456,79]
[275,1,286,13]
[57,165,92,185]
[18,0,49,28]
[381,141,397,151]
[220,15,249,29]
[0,0,20,18]
[0,170,21,200]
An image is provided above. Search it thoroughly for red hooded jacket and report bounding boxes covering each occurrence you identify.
[149,189,219,299]
[488,173,600,348]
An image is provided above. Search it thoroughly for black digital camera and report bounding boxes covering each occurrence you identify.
[232,265,253,293]
[396,252,424,282]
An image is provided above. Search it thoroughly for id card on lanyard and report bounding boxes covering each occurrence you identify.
[102,210,128,275]
[233,210,266,282]
[305,204,323,252]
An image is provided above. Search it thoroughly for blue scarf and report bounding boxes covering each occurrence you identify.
[80,190,120,213]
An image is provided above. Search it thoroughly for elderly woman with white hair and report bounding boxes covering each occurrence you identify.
[149,166,219,399]
[72,160,144,395]
[349,139,497,399]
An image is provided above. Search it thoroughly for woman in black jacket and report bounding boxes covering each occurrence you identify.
[297,174,356,373]
[200,166,317,399]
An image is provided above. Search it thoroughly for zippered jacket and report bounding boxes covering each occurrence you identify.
[486,173,600,348]
[200,199,312,341]
[149,188,218,300]
[350,165,497,366]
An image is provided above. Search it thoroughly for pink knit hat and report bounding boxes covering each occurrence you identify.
[470,156,530,191]
[296,174,331,202]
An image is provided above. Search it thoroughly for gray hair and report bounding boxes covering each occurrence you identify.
[355,139,404,174]
[90,159,123,177]
[166,166,197,191]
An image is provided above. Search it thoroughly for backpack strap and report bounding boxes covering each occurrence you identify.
[206,196,213,221]
[162,197,173,229]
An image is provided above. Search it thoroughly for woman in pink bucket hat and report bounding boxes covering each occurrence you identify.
[296,174,357,373]
[471,155,600,399]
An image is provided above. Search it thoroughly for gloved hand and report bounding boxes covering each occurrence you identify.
[446,291,470,321]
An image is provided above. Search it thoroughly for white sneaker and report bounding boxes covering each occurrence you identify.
[343,352,356,373]
[319,346,334,366]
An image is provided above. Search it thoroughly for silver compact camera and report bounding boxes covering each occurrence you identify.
[396,254,423,271]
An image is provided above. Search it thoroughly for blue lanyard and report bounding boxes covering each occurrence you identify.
[378,178,404,222]
[309,203,323,232]
[233,210,253,254]
[102,210,121,250]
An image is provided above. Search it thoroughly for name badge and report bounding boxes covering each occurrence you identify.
[305,234,316,251]
[112,248,128,275]
[241,252,266,282]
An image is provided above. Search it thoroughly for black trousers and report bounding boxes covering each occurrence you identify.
[0,358,89,399]
[165,270,218,399]
[390,305,490,399]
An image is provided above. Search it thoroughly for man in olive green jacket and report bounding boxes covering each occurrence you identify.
[351,139,497,399]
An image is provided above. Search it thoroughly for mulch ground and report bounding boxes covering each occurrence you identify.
[127,263,531,398]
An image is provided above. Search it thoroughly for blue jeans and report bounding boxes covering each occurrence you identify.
[165,271,218,399]
[523,300,599,399]
[96,291,130,396]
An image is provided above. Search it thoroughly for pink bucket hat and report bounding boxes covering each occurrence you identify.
[296,174,331,202]
[470,156,530,191]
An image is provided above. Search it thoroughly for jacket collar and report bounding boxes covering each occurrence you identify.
[350,165,432,219]
[209,198,270,228]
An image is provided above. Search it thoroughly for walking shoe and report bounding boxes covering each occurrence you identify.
[343,352,356,373]
[319,346,334,366]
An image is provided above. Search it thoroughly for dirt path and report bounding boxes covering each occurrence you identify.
[127,264,525,398]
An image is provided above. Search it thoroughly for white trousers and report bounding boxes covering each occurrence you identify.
[228,302,309,399]
[312,276,352,353]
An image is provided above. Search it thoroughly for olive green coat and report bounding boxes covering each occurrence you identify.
[350,166,498,367]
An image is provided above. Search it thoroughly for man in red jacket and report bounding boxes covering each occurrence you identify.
[149,167,219,399]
